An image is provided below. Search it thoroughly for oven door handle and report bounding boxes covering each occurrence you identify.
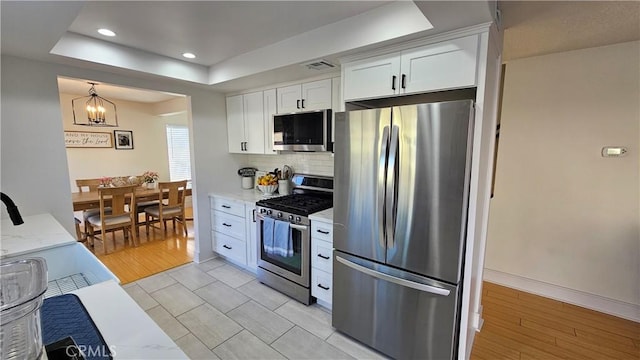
[290,223,309,231]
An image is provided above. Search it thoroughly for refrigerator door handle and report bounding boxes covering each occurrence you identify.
[377,126,390,249]
[385,125,399,248]
[336,256,450,296]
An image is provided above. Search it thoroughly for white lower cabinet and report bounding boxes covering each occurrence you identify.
[209,195,259,273]
[311,219,333,308]
[212,231,246,265]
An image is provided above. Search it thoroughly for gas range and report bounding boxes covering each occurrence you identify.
[255,174,333,220]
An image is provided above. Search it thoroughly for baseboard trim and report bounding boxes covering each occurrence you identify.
[483,269,640,323]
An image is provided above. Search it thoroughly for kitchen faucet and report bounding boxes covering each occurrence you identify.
[1,192,24,225]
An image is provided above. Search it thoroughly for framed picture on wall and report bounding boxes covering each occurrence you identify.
[114,130,134,150]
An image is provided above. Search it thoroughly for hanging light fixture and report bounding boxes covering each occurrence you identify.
[71,82,119,127]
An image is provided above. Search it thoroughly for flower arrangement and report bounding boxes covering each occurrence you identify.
[142,171,159,184]
[99,177,113,186]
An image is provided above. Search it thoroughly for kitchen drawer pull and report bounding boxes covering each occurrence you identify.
[401,74,407,89]
[223,245,232,250]
[222,223,232,227]
[391,75,397,90]
[297,99,301,109]
[221,205,231,209]
[316,229,330,235]
[317,253,330,260]
[301,99,305,108]
[317,284,330,291]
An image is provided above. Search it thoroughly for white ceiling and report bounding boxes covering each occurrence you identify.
[57,77,183,103]
[4,1,639,103]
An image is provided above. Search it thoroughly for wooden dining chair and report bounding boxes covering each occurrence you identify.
[75,178,111,243]
[144,180,188,237]
[86,185,138,254]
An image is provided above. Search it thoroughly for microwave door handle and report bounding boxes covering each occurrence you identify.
[378,126,390,249]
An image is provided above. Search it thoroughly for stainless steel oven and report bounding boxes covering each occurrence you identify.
[256,208,311,303]
[255,174,333,305]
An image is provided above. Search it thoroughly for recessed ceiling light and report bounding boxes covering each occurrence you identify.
[182,53,196,59]
[97,28,116,37]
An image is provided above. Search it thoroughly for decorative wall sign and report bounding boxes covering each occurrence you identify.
[64,131,113,148]
[114,130,134,150]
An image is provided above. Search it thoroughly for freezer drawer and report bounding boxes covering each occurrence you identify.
[332,251,460,360]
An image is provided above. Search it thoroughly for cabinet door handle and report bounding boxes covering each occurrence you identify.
[297,99,301,109]
[223,245,232,250]
[401,74,406,89]
[317,253,330,260]
[221,205,231,209]
[317,229,330,235]
[222,223,232,227]
[317,284,330,291]
[301,99,305,108]
[392,75,397,90]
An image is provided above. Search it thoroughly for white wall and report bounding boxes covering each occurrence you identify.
[1,55,240,263]
[60,93,187,192]
[485,41,640,313]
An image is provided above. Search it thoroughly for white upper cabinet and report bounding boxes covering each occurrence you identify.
[277,78,332,113]
[263,89,277,155]
[226,95,245,153]
[226,91,266,154]
[343,34,479,101]
[343,53,401,101]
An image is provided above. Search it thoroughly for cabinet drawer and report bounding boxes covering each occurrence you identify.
[311,221,333,242]
[212,231,247,265]
[211,211,246,240]
[311,238,333,274]
[210,197,245,217]
[312,269,333,304]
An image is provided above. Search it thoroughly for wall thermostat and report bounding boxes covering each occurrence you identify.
[601,146,628,157]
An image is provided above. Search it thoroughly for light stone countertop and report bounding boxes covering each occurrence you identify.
[309,208,333,223]
[1,214,185,359]
[73,280,188,359]
[209,188,283,205]
[0,213,76,259]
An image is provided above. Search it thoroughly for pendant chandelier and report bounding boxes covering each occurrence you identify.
[71,82,119,127]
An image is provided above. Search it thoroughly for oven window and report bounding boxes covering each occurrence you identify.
[260,222,303,275]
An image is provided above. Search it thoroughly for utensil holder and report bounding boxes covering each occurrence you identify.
[278,180,291,195]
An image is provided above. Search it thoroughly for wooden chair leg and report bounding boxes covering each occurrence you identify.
[131,223,138,247]
[145,213,150,235]
[102,228,109,254]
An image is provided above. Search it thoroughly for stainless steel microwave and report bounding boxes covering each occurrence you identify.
[273,109,332,152]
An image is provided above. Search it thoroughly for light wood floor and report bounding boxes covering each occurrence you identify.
[85,209,194,284]
[471,282,640,360]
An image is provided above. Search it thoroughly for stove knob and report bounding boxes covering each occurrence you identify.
[277,212,283,218]
[288,215,294,221]
[260,208,266,214]
[267,210,272,215]
[295,216,301,223]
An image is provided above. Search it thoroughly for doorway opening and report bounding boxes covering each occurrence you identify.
[58,76,195,283]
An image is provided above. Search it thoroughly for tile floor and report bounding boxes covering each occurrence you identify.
[122,258,388,360]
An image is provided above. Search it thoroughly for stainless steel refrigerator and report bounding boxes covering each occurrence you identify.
[332,100,474,360]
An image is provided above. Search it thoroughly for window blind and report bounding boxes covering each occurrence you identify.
[166,125,192,182]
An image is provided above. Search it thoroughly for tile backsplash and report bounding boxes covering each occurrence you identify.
[237,152,334,177]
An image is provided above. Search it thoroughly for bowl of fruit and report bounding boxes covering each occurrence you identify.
[257,173,278,196]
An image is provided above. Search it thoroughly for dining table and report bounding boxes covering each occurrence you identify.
[71,186,192,212]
